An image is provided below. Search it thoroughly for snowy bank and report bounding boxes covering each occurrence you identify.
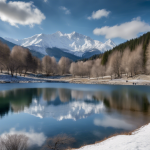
[0,74,68,83]
[1,73,150,86]
[74,123,150,150]
[0,74,45,83]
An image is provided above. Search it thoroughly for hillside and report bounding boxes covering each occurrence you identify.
[0,37,45,59]
[0,37,16,50]
[82,32,150,65]
[46,47,80,61]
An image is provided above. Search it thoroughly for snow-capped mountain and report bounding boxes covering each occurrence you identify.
[5,31,116,58]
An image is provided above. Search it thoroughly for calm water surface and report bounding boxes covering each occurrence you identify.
[0,83,150,149]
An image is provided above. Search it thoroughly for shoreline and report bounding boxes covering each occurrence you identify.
[1,74,150,86]
[73,122,150,150]
[1,73,150,150]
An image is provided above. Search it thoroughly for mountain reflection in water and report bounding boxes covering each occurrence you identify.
[0,85,150,149]
[0,87,150,119]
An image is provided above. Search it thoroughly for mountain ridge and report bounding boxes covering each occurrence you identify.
[4,31,116,58]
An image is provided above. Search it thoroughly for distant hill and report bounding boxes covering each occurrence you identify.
[29,50,45,60]
[0,37,16,50]
[46,47,81,61]
[0,37,45,59]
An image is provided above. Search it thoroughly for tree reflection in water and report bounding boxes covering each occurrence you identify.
[0,87,150,118]
[0,85,150,150]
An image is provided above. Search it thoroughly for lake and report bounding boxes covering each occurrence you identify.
[0,83,150,149]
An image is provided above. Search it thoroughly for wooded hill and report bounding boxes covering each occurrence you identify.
[82,32,150,66]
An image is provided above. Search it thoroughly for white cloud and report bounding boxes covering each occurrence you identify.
[39,26,44,30]
[59,6,71,15]
[43,0,47,2]
[1,128,47,147]
[94,116,134,130]
[0,0,46,27]
[93,17,150,40]
[88,9,110,20]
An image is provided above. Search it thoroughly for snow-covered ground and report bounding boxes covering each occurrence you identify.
[75,123,150,150]
[1,73,150,85]
[0,74,45,83]
[110,78,150,83]
[0,74,69,83]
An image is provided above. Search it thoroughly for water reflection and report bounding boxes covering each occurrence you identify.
[104,89,150,113]
[42,88,57,102]
[0,85,150,149]
[1,128,46,147]
[24,99,104,120]
[0,89,35,117]
[59,89,71,102]
[0,87,150,119]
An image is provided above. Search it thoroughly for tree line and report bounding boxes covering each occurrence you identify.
[0,39,150,79]
[0,41,71,77]
[70,42,150,79]
[82,32,150,66]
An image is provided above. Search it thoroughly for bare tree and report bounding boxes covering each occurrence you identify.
[120,48,130,78]
[146,42,150,74]
[106,54,114,80]
[0,134,28,150]
[51,57,58,75]
[23,49,34,77]
[69,62,77,77]
[58,57,72,75]
[91,59,101,79]
[42,56,52,76]
[106,65,114,80]
[7,46,35,77]
[128,44,143,77]
[78,61,85,77]
[10,46,24,76]
[84,60,93,78]
[31,56,39,74]
[0,41,10,73]
[7,56,16,77]
[111,51,121,78]
[99,64,105,79]
[37,58,43,74]
[43,134,75,150]
[42,56,58,76]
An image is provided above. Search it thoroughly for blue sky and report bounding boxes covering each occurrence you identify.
[0,0,150,44]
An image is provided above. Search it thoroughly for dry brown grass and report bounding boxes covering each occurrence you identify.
[71,122,150,150]
[95,122,149,145]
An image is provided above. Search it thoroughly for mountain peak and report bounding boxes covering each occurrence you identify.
[71,31,78,35]
[4,32,116,57]
[105,39,116,46]
[55,31,63,36]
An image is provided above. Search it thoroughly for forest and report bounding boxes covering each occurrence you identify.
[0,32,150,79]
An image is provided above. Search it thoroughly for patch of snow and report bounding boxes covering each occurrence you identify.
[0,74,45,83]
[75,123,150,150]
[110,79,150,83]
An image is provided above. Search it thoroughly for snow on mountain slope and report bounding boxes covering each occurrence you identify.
[5,31,116,57]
